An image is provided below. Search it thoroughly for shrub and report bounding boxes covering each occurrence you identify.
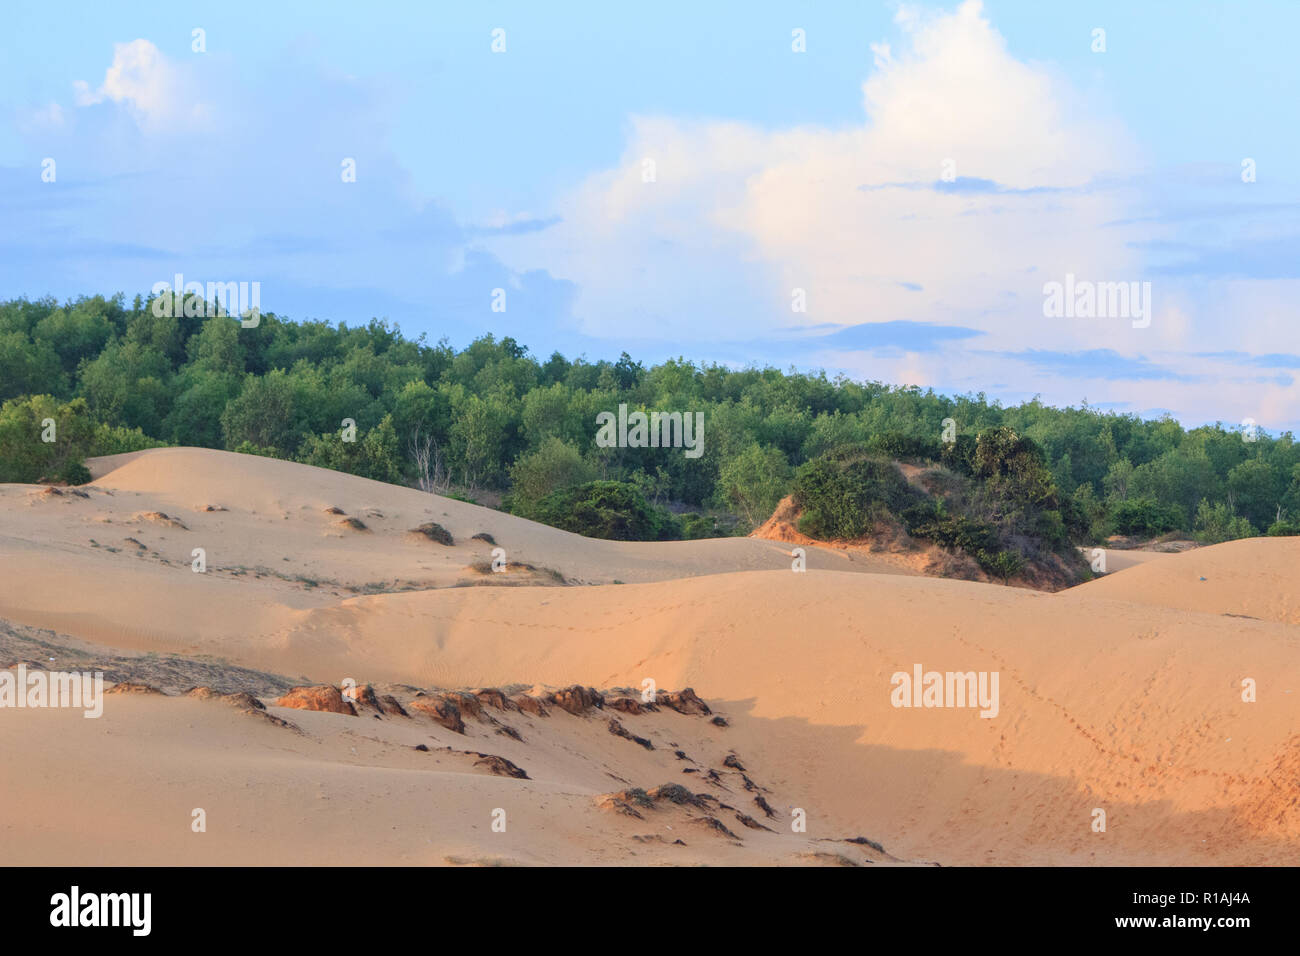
[902,500,998,554]
[89,422,167,457]
[973,427,1056,507]
[0,395,96,483]
[939,434,977,476]
[679,512,720,539]
[411,522,454,546]
[980,549,1024,584]
[507,436,596,508]
[716,442,791,529]
[529,480,681,541]
[867,431,940,462]
[792,450,921,539]
[230,440,280,458]
[297,414,403,484]
[1110,498,1185,537]
[1193,499,1255,544]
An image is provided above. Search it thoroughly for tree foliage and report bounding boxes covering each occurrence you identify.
[0,293,1296,546]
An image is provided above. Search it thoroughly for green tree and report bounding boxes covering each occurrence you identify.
[77,340,172,435]
[0,395,96,483]
[1226,458,1281,531]
[447,388,515,489]
[32,298,118,375]
[297,415,403,484]
[1193,499,1254,544]
[507,436,596,509]
[0,330,66,401]
[973,427,1057,507]
[716,442,792,529]
[220,369,301,455]
[166,369,241,447]
[1102,458,1135,502]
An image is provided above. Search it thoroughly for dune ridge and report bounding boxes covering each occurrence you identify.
[2,447,1296,865]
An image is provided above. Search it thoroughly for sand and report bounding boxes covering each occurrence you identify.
[1,447,1296,866]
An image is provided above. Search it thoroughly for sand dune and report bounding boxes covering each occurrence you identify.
[2,447,1297,865]
[1067,537,1300,624]
[0,678,899,867]
[79,447,912,584]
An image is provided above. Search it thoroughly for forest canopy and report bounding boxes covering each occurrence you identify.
[2,292,1298,545]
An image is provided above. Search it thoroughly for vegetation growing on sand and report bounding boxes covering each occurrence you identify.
[793,434,1066,584]
[2,293,1298,549]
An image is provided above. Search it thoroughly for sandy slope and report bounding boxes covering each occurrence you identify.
[1,686,893,867]
[2,447,1298,865]
[0,448,908,597]
[1065,536,1300,624]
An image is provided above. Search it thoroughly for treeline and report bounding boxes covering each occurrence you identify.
[1,292,1298,544]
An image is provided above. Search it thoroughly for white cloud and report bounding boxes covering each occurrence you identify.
[492,0,1144,349]
[72,39,206,131]
[485,0,1298,429]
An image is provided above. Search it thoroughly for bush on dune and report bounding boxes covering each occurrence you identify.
[524,480,681,541]
[792,451,920,539]
[791,433,1085,585]
[0,395,95,483]
[1194,499,1255,544]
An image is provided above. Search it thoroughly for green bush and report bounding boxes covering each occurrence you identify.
[1265,519,1300,536]
[1193,499,1255,544]
[866,431,940,462]
[0,395,96,483]
[939,434,977,476]
[89,422,168,458]
[528,480,681,541]
[902,500,997,553]
[1058,491,1095,542]
[716,442,791,529]
[792,451,919,539]
[1110,497,1185,537]
[230,440,281,458]
[973,427,1056,507]
[900,499,1025,581]
[679,512,721,539]
[507,436,595,507]
[297,414,403,484]
[980,549,1024,584]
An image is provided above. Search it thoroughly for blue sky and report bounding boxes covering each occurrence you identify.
[2,1,1297,430]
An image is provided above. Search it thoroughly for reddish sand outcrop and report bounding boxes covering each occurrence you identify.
[341,683,408,716]
[549,685,605,715]
[472,688,517,711]
[409,695,467,734]
[275,685,357,716]
[658,688,711,716]
[185,686,266,710]
[511,694,550,716]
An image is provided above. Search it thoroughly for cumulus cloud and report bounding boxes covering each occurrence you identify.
[486,0,1298,430]
[10,5,1297,431]
[72,39,206,131]
[491,0,1143,349]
